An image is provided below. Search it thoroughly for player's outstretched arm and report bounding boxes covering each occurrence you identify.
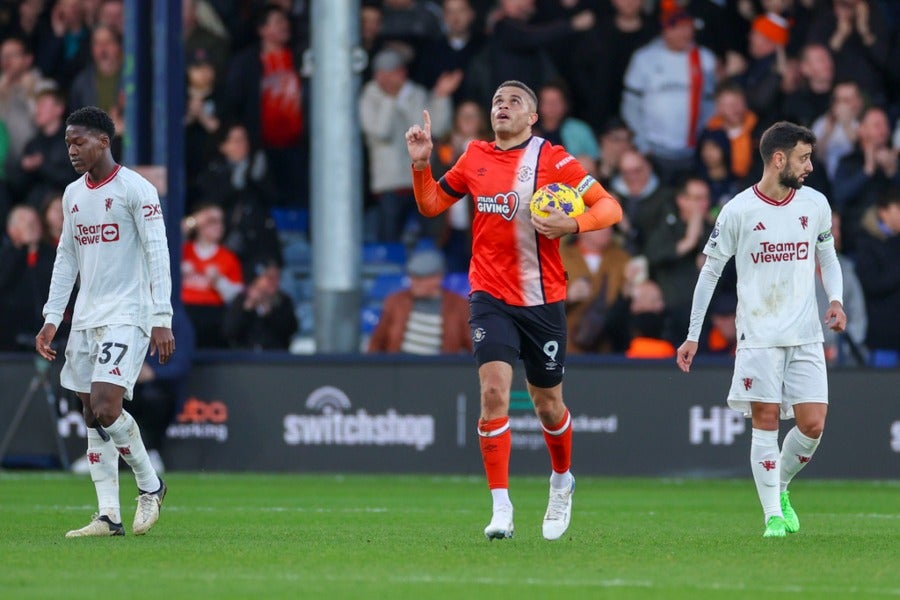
[406,110,433,170]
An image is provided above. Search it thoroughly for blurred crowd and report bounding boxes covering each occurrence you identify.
[0,0,898,366]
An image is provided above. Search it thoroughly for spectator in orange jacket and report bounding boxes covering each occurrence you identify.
[368,248,471,354]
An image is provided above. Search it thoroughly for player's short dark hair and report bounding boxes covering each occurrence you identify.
[876,185,900,210]
[494,80,538,111]
[66,106,116,139]
[758,121,816,163]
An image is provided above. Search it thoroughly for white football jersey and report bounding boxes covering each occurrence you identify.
[43,165,173,333]
[703,184,834,349]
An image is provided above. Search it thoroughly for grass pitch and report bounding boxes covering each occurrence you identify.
[1,473,897,599]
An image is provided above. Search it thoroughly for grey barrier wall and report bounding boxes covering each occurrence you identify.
[1,355,897,478]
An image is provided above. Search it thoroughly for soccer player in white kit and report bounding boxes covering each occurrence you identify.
[676,122,847,538]
[35,106,175,537]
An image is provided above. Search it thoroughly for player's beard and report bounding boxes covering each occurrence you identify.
[778,166,805,190]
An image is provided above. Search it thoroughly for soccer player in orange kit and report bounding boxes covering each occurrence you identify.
[406,80,622,540]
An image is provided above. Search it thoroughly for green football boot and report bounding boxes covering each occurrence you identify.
[763,516,787,538]
[780,491,800,533]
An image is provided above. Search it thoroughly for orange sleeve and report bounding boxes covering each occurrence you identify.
[574,180,623,233]
[411,164,460,217]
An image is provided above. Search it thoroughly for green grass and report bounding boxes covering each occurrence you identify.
[1,473,898,599]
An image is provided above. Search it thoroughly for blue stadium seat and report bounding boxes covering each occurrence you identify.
[362,242,406,275]
[442,272,470,298]
[360,304,382,335]
[367,273,408,302]
[280,267,313,303]
[294,301,315,336]
[271,208,309,233]
[412,237,437,253]
[282,238,311,269]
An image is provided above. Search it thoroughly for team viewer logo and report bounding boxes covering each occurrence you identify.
[74,223,119,245]
[283,385,435,450]
[750,241,809,263]
[101,224,119,242]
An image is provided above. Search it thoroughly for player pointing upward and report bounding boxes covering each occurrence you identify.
[406,81,622,540]
[676,121,846,537]
[36,106,174,537]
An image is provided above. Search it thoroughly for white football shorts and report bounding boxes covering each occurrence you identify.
[727,343,828,420]
[60,324,150,401]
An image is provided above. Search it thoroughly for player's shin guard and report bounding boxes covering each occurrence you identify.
[750,428,782,521]
[478,417,511,491]
[780,426,821,491]
[104,410,160,493]
[87,428,120,523]
[541,409,573,488]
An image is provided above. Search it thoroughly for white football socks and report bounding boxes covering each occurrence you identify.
[780,426,821,493]
[104,410,160,493]
[491,488,512,511]
[750,428,782,522]
[550,469,573,490]
[87,428,120,523]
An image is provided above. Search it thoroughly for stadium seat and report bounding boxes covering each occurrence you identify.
[282,238,311,270]
[442,272,470,298]
[294,301,315,336]
[362,242,406,275]
[412,237,437,253]
[280,267,313,304]
[870,350,899,368]
[360,304,382,335]
[271,208,309,234]
[367,273,408,302]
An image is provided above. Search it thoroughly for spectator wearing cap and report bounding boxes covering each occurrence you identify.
[368,249,471,355]
[359,46,458,243]
[621,7,717,185]
[727,12,790,122]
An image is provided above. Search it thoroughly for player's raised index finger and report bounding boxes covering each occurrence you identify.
[423,110,431,134]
